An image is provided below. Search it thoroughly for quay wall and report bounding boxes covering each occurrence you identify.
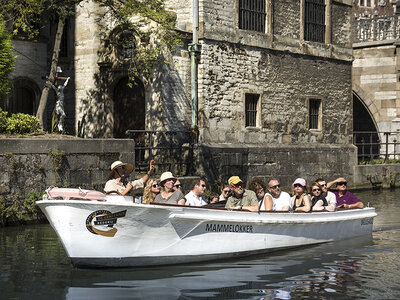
[0,138,135,225]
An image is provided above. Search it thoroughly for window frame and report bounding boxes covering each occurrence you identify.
[244,92,262,128]
[307,97,323,131]
[238,0,267,33]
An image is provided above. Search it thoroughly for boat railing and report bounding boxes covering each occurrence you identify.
[125,129,196,176]
[353,131,400,163]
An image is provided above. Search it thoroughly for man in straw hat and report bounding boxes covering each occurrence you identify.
[154,171,185,205]
[104,160,155,195]
[225,176,259,211]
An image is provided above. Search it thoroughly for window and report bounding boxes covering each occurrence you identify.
[238,0,266,33]
[59,19,69,58]
[359,0,372,7]
[304,0,325,43]
[245,93,260,127]
[309,98,321,130]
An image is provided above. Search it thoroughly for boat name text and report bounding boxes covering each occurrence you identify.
[205,223,253,233]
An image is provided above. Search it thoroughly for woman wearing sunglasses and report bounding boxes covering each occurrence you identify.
[309,182,328,211]
[290,178,311,212]
[142,179,160,204]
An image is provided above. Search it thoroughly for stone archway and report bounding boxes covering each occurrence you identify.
[353,91,379,159]
[10,77,40,115]
[113,76,145,138]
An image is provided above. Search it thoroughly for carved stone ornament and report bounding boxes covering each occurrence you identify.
[378,0,387,6]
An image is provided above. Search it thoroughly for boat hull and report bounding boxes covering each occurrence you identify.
[37,198,376,268]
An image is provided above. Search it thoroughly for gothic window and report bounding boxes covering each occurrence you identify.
[116,30,136,59]
[309,98,321,130]
[238,0,266,33]
[304,0,325,43]
[10,78,40,115]
[245,93,260,127]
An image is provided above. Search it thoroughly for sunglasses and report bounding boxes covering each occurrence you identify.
[337,182,347,186]
[174,184,181,188]
[201,184,206,188]
[270,185,280,190]
[152,184,159,188]
[294,184,304,188]
[319,183,327,187]
[222,190,230,193]
[312,188,321,192]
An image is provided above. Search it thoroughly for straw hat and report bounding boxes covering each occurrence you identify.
[108,161,134,179]
[159,172,177,184]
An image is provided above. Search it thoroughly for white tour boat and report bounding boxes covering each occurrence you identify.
[37,187,377,268]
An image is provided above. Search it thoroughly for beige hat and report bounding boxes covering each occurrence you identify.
[108,161,134,179]
[159,172,177,184]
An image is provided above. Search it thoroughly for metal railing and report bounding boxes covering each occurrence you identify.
[353,131,400,163]
[125,130,196,176]
[353,15,400,43]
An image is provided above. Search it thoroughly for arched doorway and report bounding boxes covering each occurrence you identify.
[10,78,40,115]
[353,92,379,160]
[113,77,145,138]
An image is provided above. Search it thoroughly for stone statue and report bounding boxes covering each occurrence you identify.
[52,76,70,132]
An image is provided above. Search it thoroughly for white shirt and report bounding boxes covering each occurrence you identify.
[185,191,208,206]
[104,178,144,194]
[272,191,291,211]
[259,193,272,210]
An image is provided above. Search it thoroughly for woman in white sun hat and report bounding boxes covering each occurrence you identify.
[154,171,185,205]
[104,160,155,195]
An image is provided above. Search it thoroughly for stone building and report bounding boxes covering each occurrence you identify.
[8,0,356,186]
[352,0,400,158]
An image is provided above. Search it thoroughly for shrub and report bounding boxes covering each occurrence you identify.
[0,110,41,134]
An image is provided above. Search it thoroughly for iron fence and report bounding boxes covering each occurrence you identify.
[353,131,400,163]
[125,130,196,176]
[353,15,400,43]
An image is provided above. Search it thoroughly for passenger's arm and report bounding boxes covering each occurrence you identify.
[141,160,155,185]
[312,199,325,211]
[177,198,186,205]
[264,194,273,211]
[327,177,346,189]
[344,201,364,209]
[295,195,312,212]
[242,205,259,212]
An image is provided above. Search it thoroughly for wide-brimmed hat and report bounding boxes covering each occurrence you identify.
[108,161,134,179]
[159,172,177,184]
[228,176,243,186]
[293,178,306,187]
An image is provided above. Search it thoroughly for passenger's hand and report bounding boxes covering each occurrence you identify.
[148,160,155,175]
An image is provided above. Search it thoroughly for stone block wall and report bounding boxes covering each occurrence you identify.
[198,143,357,191]
[0,139,135,207]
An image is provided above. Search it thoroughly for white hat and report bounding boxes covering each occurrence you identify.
[159,172,177,184]
[108,161,134,179]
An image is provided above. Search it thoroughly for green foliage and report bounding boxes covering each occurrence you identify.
[0,110,41,134]
[0,17,15,103]
[0,190,44,226]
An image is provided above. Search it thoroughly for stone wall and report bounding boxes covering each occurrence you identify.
[0,138,135,208]
[199,41,353,145]
[197,144,357,190]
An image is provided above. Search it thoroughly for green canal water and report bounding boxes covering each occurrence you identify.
[0,189,399,299]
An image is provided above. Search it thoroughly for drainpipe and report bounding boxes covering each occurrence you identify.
[189,0,201,132]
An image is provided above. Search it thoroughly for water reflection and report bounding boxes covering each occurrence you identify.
[1,189,400,299]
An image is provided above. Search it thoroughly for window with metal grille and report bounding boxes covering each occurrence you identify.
[304,0,325,43]
[309,99,321,130]
[359,0,372,7]
[238,0,266,33]
[245,94,259,127]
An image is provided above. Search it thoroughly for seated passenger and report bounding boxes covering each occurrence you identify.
[185,178,208,206]
[315,178,336,211]
[225,176,259,212]
[104,160,154,195]
[248,177,273,211]
[154,172,185,205]
[219,183,231,202]
[310,182,328,211]
[174,179,183,192]
[208,192,219,204]
[328,177,364,209]
[267,179,291,211]
[142,179,160,204]
[291,178,311,212]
